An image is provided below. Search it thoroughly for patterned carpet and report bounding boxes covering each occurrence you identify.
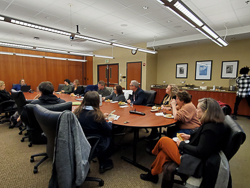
[0,116,249,188]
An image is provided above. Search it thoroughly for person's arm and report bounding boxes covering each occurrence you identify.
[105,93,113,100]
[118,94,126,102]
[174,103,195,122]
[100,120,113,137]
[64,85,72,94]
[170,99,178,118]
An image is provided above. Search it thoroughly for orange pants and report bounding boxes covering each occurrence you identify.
[151,137,181,176]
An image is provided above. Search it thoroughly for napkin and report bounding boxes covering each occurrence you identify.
[155,112,164,116]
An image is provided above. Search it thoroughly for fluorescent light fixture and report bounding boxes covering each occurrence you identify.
[0,16,4,20]
[112,43,137,50]
[76,35,111,45]
[68,58,87,62]
[15,53,43,58]
[36,47,68,54]
[0,42,33,49]
[156,0,165,4]
[195,28,212,40]
[217,38,228,46]
[212,39,223,47]
[69,52,94,56]
[166,7,195,27]
[94,55,115,59]
[44,56,67,60]
[0,51,13,55]
[202,25,218,39]
[138,48,157,54]
[174,1,203,27]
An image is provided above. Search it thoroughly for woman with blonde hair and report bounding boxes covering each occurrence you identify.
[0,81,12,103]
[140,98,226,186]
[74,91,114,174]
[70,79,84,95]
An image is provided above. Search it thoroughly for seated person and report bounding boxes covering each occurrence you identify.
[71,79,84,95]
[140,98,226,185]
[0,81,12,103]
[167,90,201,138]
[127,80,147,105]
[12,79,26,91]
[102,85,126,102]
[85,84,98,93]
[146,84,179,141]
[97,80,111,97]
[31,81,65,105]
[61,79,72,94]
[74,91,114,174]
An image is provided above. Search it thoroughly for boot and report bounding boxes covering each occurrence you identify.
[140,170,159,184]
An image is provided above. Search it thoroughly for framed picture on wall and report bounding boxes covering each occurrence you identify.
[195,60,212,80]
[221,61,239,79]
[176,63,188,78]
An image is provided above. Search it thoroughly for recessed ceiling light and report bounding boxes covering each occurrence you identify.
[143,6,149,10]
[121,24,128,27]
[166,20,172,23]
[110,39,117,42]
[45,16,50,20]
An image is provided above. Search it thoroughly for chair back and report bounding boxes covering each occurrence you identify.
[33,105,63,158]
[22,102,72,144]
[0,100,16,113]
[222,115,246,161]
[57,84,65,92]
[144,90,157,106]
[106,87,114,94]
[85,85,98,93]
[11,89,28,115]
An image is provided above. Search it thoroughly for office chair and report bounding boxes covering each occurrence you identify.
[21,102,72,147]
[0,100,17,125]
[161,115,246,187]
[144,90,157,107]
[57,84,65,92]
[34,106,104,186]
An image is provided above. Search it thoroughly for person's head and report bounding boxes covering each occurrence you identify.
[239,66,249,74]
[129,80,139,92]
[64,79,70,85]
[114,85,123,95]
[166,84,179,97]
[74,91,105,122]
[73,79,80,87]
[98,80,105,90]
[176,91,192,108]
[20,79,25,85]
[197,98,225,124]
[0,81,5,90]
[38,81,54,95]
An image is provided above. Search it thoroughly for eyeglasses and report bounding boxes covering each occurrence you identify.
[129,85,134,87]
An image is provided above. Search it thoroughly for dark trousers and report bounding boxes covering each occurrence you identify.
[233,96,250,115]
[96,141,114,164]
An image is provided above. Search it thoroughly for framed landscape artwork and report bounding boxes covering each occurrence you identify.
[195,60,212,80]
[176,63,188,78]
[221,61,239,79]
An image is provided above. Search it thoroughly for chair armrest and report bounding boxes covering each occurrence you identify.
[26,100,33,104]
[86,136,100,162]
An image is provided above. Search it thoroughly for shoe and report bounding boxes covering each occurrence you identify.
[144,134,159,141]
[140,171,159,184]
[99,159,113,174]
[232,115,237,120]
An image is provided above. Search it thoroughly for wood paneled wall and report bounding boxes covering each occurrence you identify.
[0,46,93,91]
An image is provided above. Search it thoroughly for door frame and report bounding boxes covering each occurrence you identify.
[97,63,119,87]
[126,61,142,90]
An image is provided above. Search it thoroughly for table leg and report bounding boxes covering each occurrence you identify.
[121,128,149,172]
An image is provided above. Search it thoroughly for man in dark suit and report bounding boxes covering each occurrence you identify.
[127,80,147,105]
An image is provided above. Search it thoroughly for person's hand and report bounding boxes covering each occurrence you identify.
[33,93,41,99]
[102,97,106,101]
[17,116,21,122]
[108,117,114,122]
[61,90,65,93]
[179,133,190,140]
[104,113,109,117]
[127,99,131,104]
[161,105,164,109]
[170,99,176,106]
[176,140,181,147]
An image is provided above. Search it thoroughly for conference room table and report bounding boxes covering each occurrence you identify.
[24,92,177,171]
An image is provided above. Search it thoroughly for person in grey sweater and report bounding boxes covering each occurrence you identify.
[61,79,72,94]
[102,85,126,102]
[97,80,111,97]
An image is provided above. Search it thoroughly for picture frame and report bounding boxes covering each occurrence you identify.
[195,60,212,80]
[176,63,188,78]
[221,61,239,79]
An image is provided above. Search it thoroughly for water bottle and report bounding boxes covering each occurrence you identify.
[99,95,102,106]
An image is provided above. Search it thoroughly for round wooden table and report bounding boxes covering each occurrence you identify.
[24,92,177,171]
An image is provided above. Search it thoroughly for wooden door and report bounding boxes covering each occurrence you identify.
[126,62,142,89]
[83,56,93,85]
[98,65,108,85]
[108,64,118,87]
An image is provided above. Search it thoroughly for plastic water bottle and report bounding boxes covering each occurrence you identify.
[99,95,102,106]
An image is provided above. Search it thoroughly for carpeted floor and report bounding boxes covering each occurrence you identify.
[0,116,249,188]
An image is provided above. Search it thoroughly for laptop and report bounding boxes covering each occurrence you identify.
[21,85,31,92]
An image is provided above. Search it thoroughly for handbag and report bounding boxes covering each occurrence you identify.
[177,154,204,178]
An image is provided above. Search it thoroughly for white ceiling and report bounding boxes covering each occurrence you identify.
[0,0,250,53]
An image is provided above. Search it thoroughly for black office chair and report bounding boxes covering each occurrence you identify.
[0,100,17,125]
[144,90,157,107]
[57,84,65,92]
[10,89,32,133]
[34,106,104,186]
[21,102,72,147]
[161,115,246,187]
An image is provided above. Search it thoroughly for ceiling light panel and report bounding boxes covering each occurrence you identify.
[0,16,4,20]
[0,41,33,49]
[217,38,228,46]
[112,43,137,50]
[202,25,218,39]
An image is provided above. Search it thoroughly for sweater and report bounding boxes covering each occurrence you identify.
[128,88,147,105]
[62,85,72,94]
[105,92,126,102]
[98,87,111,97]
[175,102,201,130]
[0,90,12,103]
[31,94,65,105]
[72,86,85,95]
